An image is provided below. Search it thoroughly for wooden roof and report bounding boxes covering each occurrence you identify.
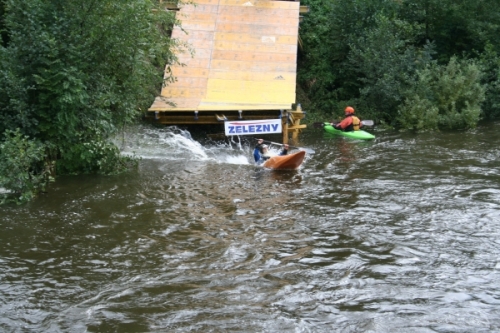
[148,0,300,112]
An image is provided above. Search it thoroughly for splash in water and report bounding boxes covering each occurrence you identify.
[114,125,251,165]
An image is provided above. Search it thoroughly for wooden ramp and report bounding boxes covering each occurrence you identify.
[148,0,301,125]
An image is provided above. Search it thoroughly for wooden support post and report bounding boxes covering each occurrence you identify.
[284,104,307,145]
[292,109,300,142]
[281,110,288,144]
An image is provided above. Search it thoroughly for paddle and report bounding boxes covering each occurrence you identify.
[313,120,374,128]
[256,139,315,154]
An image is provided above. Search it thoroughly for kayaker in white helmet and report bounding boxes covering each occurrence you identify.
[253,140,271,164]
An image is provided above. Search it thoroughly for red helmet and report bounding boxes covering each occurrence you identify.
[345,106,355,114]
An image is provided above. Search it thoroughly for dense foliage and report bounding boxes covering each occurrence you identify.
[0,0,182,202]
[0,129,48,203]
[298,0,500,129]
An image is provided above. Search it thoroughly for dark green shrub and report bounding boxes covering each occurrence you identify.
[0,129,48,203]
[398,57,485,130]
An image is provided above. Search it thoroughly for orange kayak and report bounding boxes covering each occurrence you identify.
[262,150,306,170]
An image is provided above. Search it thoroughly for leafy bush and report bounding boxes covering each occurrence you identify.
[0,129,48,203]
[398,96,439,131]
[56,134,138,175]
[398,57,485,130]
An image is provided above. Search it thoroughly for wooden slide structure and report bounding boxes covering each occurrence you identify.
[147,0,307,142]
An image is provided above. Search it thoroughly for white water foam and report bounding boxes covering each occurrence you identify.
[114,125,251,165]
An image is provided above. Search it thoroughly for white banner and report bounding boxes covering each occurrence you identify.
[224,119,282,136]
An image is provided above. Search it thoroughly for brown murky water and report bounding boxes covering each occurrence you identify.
[1,123,500,332]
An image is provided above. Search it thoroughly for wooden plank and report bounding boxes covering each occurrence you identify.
[178,21,217,31]
[216,13,299,25]
[179,4,219,14]
[205,90,295,104]
[215,23,298,36]
[171,29,215,40]
[198,102,291,110]
[150,114,286,125]
[176,12,218,22]
[191,48,214,59]
[210,59,296,72]
[208,71,296,81]
[160,87,207,98]
[211,49,296,63]
[205,79,295,91]
[287,124,307,130]
[204,81,295,103]
[174,57,211,68]
[150,98,291,111]
[171,67,210,78]
[213,40,297,54]
[165,77,209,88]
[188,0,220,5]
[214,32,297,45]
[149,97,203,110]
[183,39,214,49]
[218,6,300,19]
[219,0,299,10]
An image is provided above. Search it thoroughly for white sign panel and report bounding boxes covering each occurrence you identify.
[224,119,282,136]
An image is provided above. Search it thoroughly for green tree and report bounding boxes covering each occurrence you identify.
[0,0,7,46]
[298,0,429,119]
[0,0,184,201]
[347,14,434,123]
[298,0,500,126]
[478,44,500,120]
[296,0,338,113]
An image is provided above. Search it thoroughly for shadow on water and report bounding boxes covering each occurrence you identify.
[1,123,500,332]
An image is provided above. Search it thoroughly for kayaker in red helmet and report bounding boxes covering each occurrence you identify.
[331,106,362,132]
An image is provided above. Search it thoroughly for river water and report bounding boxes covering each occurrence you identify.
[1,123,500,332]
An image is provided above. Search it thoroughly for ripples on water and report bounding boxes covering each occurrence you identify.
[1,124,500,332]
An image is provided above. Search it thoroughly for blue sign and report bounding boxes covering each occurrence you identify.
[224,119,282,136]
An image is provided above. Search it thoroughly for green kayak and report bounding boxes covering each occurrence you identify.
[323,122,375,140]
